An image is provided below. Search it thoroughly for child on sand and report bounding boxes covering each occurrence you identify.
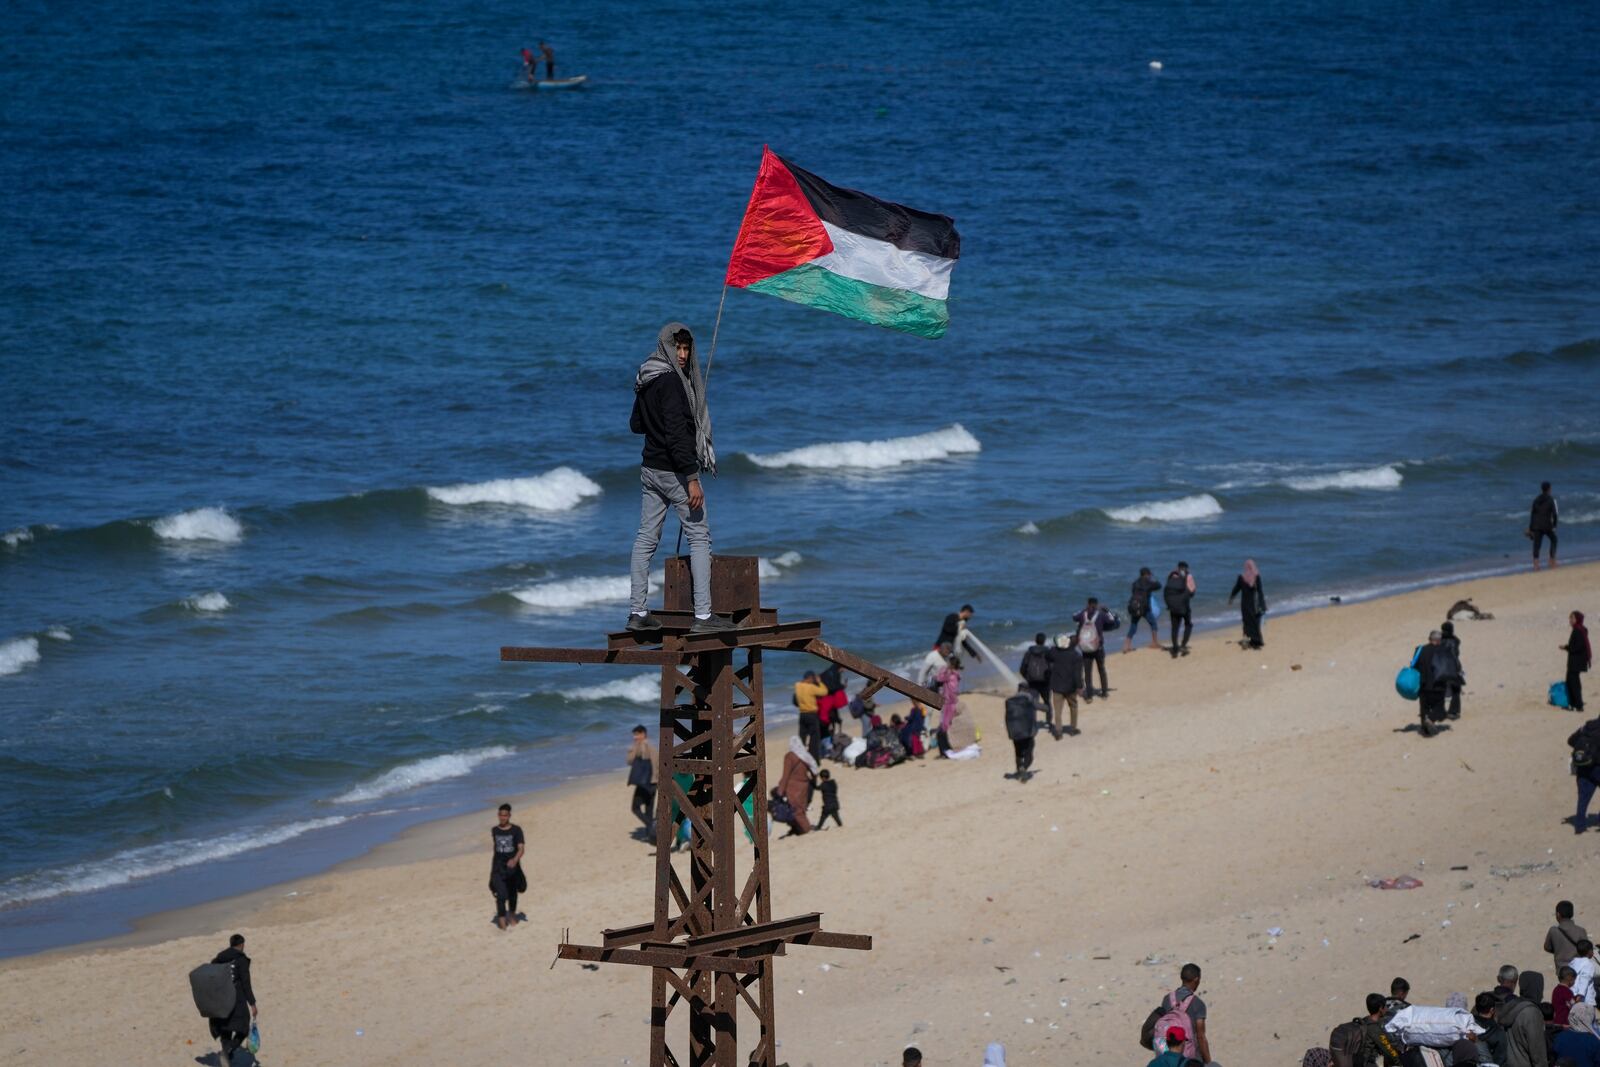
[816,769,841,828]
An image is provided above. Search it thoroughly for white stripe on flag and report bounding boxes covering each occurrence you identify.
[811,223,954,301]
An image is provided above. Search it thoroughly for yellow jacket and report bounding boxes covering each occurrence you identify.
[793,680,828,713]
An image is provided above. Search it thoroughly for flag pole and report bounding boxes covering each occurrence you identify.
[701,284,729,392]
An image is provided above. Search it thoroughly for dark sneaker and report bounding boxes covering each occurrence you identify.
[626,613,663,632]
[689,614,735,634]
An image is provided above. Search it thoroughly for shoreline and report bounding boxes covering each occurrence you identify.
[0,549,1591,964]
[2,561,1597,1067]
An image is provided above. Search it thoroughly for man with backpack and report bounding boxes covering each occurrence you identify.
[1568,717,1600,833]
[205,933,257,1066]
[1414,630,1461,738]
[1146,962,1210,1065]
[1493,964,1550,1067]
[1003,682,1039,783]
[1019,632,1052,712]
[1125,567,1164,653]
[1072,596,1116,701]
[1164,563,1197,658]
[1330,992,1398,1067]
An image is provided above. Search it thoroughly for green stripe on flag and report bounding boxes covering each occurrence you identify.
[745,262,949,339]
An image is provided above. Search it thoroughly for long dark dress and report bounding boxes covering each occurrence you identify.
[1229,575,1266,648]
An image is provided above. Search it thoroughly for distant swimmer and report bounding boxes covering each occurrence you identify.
[1530,480,1560,570]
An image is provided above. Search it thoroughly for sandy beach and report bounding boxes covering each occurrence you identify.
[4,562,1597,1066]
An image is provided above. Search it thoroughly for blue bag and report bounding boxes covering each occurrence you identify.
[1395,667,1421,701]
[1551,681,1570,709]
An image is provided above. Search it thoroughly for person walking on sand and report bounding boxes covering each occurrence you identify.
[1564,611,1592,712]
[933,654,963,756]
[816,769,842,828]
[1530,481,1559,570]
[489,802,526,930]
[1548,900,1589,970]
[627,323,733,635]
[1045,632,1084,738]
[1153,963,1211,1064]
[1125,567,1163,653]
[1228,559,1267,650]
[1164,562,1196,658]
[778,736,815,833]
[1441,620,1464,719]
[1072,597,1114,700]
[1003,682,1039,783]
[207,933,257,1067]
[1020,632,1052,710]
[626,725,656,832]
[1568,716,1600,833]
[1414,629,1459,737]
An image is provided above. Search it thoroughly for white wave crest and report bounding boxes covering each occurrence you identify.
[332,745,516,804]
[184,591,232,612]
[44,626,71,641]
[1563,510,1600,525]
[758,551,804,578]
[2,527,33,548]
[561,675,660,704]
[1016,521,1040,535]
[151,507,244,543]
[511,574,642,609]
[427,467,602,510]
[1103,494,1224,523]
[0,637,42,676]
[1283,465,1403,492]
[744,424,981,471]
[0,815,351,907]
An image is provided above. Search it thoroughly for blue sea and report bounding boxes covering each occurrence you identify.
[3,0,1598,956]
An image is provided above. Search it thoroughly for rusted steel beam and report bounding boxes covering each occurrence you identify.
[794,638,943,709]
[501,645,676,665]
[557,942,763,976]
[609,618,823,653]
[668,753,761,776]
[603,920,655,949]
[683,913,821,954]
[790,930,873,951]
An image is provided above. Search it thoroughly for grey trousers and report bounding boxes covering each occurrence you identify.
[630,466,712,617]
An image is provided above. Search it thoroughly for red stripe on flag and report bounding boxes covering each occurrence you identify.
[724,147,833,288]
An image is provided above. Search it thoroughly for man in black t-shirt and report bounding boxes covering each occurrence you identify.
[489,803,526,930]
[937,605,975,658]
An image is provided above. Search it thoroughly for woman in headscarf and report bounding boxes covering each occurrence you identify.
[901,702,927,757]
[1564,610,1592,712]
[1553,1000,1600,1065]
[777,736,816,834]
[934,656,962,757]
[1227,559,1267,649]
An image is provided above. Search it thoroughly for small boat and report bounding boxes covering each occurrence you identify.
[519,75,587,91]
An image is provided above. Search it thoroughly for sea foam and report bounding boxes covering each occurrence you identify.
[744,424,981,471]
[560,675,660,704]
[1284,465,1403,491]
[427,467,602,510]
[1102,494,1224,523]
[151,507,244,543]
[2,527,33,548]
[0,815,351,907]
[44,626,71,641]
[511,554,798,611]
[184,591,232,612]
[331,745,516,804]
[0,637,42,676]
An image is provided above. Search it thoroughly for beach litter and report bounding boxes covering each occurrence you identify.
[1370,875,1424,890]
[1402,934,1421,944]
[1490,861,1558,880]
[1267,927,1284,937]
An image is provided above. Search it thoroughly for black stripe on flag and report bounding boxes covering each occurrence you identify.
[779,155,961,261]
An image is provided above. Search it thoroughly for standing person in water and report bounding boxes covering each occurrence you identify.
[489,803,526,930]
[1565,611,1592,713]
[1124,567,1163,653]
[1164,562,1196,658]
[627,324,731,634]
[1227,560,1267,650]
[1530,481,1560,570]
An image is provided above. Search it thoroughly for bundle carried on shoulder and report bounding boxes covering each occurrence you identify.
[1382,1005,1484,1048]
[188,960,236,1019]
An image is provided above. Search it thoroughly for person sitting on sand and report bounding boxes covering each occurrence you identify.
[900,702,927,757]
[489,802,526,930]
[767,787,801,835]
[777,736,815,834]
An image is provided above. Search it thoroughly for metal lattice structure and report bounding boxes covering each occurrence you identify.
[501,555,942,1066]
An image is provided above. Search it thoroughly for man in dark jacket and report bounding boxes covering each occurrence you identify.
[1019,633,1051,711]
[628,323,731,634]
[1045,634,1084,739]
[1530,481,1559,570]
[1567,717,1600,833]
[1072,597,1114,700]
[1416,629,1462,737]
[1164,563,1196,658]
[1492,965,1549,1067]
[209,933,257,1066]
[1003,683,1038,782]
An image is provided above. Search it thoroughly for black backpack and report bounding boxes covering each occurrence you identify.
[1328,1018,1365,1067]
[1021,647,1050,685]
[1574,723,1600,769]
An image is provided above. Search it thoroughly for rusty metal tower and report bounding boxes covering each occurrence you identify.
[502,555,940,1067]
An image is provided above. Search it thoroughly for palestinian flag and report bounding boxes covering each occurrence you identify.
[724,147,961,339]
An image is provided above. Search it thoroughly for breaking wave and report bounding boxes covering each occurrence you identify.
[184,591,232,612]
[0,637,42,676]
[2,527,33,548]
[560,675,659,704]
[426,467,602,510]
[1283,465,1403,491]
[742,424,980,471]
[1102,494,1224,523]
[508,554,799,611]
[44,627,71,641]
[151,507,244,543]
[0,815,353,907]
[331,746,516,804]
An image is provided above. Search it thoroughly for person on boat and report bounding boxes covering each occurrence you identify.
[538,40,556,80]
[520,47,537,81]
[627,324,730,634]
